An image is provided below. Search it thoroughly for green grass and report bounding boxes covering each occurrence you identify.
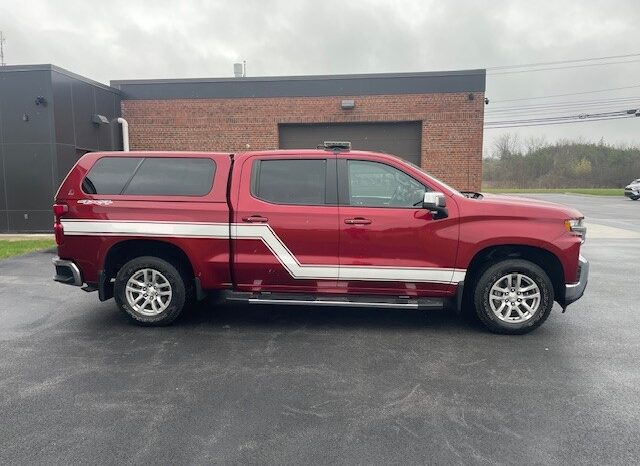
[482,188,622,196]
[0,239,56,260]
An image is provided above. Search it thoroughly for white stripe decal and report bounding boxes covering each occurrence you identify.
[62,220,466,284]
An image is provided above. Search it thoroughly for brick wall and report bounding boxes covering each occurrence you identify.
[121,92,484,191]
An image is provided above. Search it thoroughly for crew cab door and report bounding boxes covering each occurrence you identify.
[337,156,460,297]
[232,153,339,292]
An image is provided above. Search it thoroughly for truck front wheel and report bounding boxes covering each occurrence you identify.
[114,256,186,326]
[473,259,554,334]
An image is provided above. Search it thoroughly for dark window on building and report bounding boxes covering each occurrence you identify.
[82,157,143,195]
[347,160,426,208]
[82,157,215,196]
[252,159,326,205]
[124,158,215,196]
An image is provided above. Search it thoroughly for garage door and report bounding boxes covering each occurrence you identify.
[279,122,422,166]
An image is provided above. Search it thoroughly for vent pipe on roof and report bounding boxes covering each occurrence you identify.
[117,117,129,151]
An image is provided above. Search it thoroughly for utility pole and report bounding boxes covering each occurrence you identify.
[0,31,5,66]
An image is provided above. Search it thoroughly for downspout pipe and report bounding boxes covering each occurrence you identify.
[117,117,129,151]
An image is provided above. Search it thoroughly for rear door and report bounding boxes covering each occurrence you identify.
[337,156,460,297]
[233,153,340,293]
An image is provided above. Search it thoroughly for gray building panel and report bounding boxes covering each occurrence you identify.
[0,70,53,144]
[111,69,486,100]
[55,144,81,186]
[4,144,54,211]
[72,79,100,150]
[0,64,122,232]
[51,71,76,146]
[7,210,52,232]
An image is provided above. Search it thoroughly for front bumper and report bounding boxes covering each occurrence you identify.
[564,254,589,306]
[624,189,639,198]
[53,257,83,286]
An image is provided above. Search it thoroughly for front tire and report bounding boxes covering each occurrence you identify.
[473,259,554,334]
[114,256,186,326]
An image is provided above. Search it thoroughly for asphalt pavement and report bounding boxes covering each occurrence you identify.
[0,194,638,465]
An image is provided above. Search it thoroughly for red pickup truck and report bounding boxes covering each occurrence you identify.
[52,144,588,334]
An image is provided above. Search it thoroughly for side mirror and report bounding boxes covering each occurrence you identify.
[422,192,448,219]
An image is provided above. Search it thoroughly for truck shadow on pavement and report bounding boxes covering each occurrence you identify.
[167,299,485,333]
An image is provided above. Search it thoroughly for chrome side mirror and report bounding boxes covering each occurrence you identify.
[422,192,448,218]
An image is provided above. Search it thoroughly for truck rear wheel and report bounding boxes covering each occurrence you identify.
[473,259,554,334]
[114,256,186,326]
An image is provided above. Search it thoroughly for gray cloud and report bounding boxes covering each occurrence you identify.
[1,0,639,151]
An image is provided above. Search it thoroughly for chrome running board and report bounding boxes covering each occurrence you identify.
[226,292,444,310]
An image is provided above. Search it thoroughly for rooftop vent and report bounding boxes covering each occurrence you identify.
[233,62,246,78]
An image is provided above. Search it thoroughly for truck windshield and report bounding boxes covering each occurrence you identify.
[402,160,462,196]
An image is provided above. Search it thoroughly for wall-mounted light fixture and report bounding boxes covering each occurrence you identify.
[91,114,109,125]
[34,96,47,106]
[341,99,355,110]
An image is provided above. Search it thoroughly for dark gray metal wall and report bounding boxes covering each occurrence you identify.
[0,65,121,232]
[279,122,422,165]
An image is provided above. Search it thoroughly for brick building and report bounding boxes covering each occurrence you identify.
[0,65,484,232]
[112,70,486,191]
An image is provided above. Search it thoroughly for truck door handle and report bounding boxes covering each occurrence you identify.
[344,217,372,225]
[242,215,269,223]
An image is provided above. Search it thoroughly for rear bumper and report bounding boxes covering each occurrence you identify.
[53,257,83,286]
[564,254,589,306]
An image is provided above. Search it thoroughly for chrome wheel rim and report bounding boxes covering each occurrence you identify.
[125,268,172,316]
[489,273,541,323]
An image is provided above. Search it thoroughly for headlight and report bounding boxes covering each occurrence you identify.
[565,218,586,243]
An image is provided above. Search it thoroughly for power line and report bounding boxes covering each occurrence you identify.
[488,95,640,111]
[486,52,640,71]
[485,108,638,128]
[488,59,640,76]
[490,85,640,104]
[485,99,640,117]
[484,115,636,129]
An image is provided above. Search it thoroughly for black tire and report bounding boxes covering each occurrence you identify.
[631,196,639,201]
[114,256,187,326]
[473,259,554,335]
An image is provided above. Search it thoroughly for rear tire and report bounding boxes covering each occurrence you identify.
[114,256,186,326]
[473,259,554,334]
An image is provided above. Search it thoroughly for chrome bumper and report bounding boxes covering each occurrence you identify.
[53,257,83,286]
[565,255,589,306]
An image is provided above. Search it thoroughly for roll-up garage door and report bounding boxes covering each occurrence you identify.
[279,122,422,166]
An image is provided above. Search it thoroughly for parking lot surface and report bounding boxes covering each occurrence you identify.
[1,195,639,465]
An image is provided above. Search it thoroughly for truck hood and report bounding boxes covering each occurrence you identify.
[472,193,584,219]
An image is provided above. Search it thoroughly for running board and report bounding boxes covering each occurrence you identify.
[225,292,444,310]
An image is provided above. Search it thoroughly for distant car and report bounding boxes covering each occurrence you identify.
[624,179,640,200]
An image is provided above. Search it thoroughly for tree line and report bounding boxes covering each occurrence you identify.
[483,135,640,188]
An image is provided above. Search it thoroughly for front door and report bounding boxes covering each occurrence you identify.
[233,154,340,293]
[337,157,460,297]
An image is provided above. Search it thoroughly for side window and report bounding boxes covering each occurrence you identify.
[347,160,426,208]
[124,158,215,196]
[82,157,143,194]
[252,159,326,205]
[82,157,215,196]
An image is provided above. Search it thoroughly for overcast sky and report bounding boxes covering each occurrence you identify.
[2,0,639,154]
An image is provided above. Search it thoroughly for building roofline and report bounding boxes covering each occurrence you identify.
[110,69,485,86]
[111,68,486,100]
[0,64,121,94]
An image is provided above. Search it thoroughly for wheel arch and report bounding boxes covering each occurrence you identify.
[462,244,566,309]
[99,239,198,301]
